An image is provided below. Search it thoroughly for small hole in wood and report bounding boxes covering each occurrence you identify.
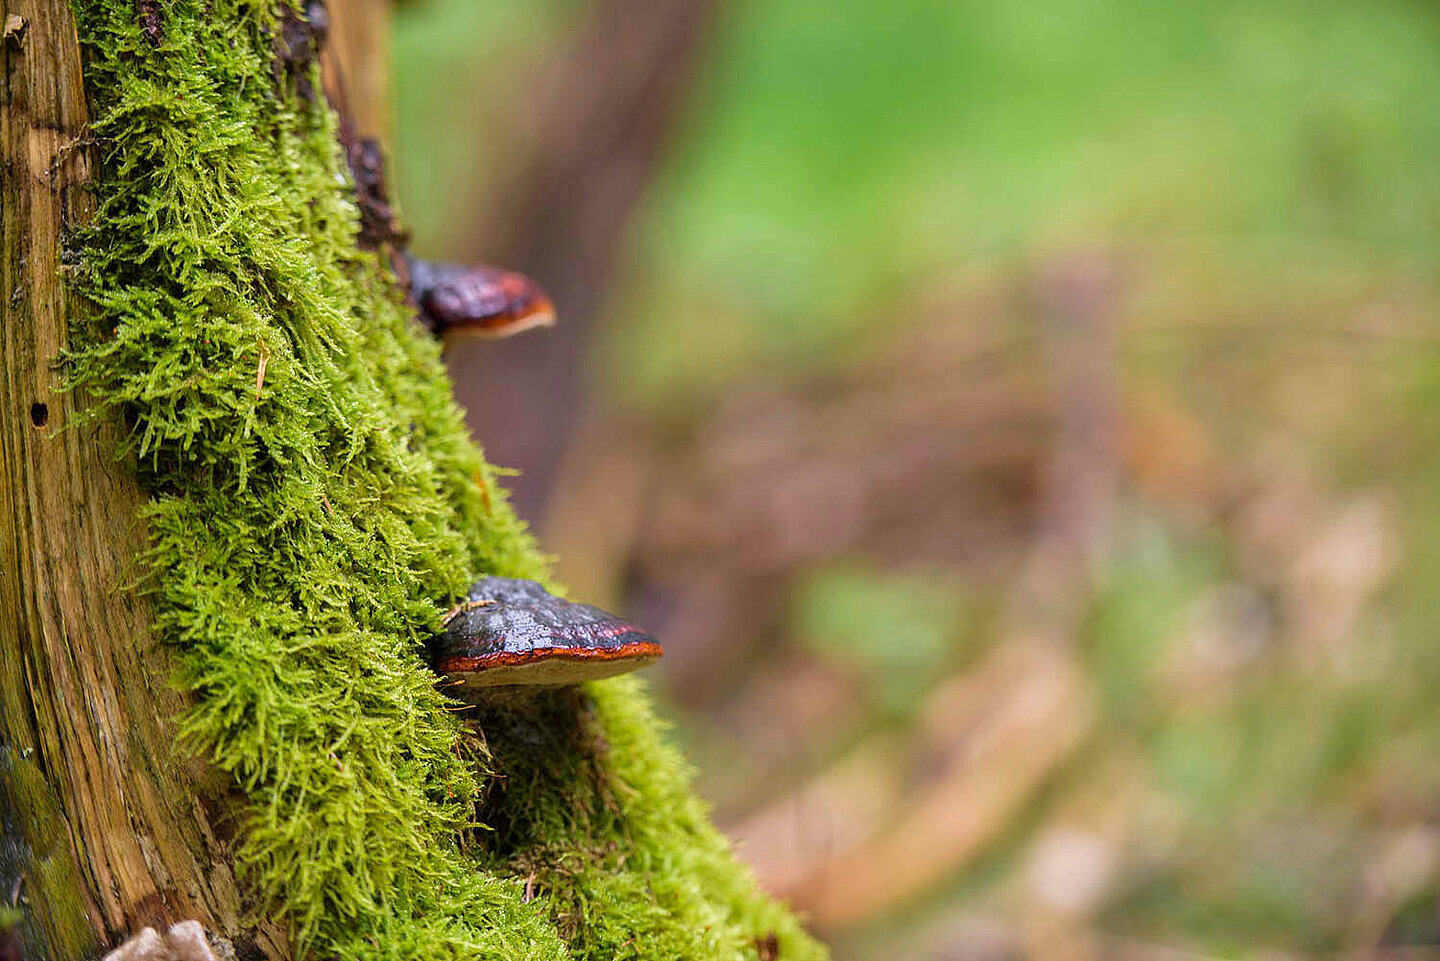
[29,402,48,428]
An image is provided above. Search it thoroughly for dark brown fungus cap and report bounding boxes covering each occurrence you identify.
[432,577,663,690]
[407,257,557,340]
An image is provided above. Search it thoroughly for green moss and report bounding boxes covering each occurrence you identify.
[63,2,825,959]
[0,751,98,961]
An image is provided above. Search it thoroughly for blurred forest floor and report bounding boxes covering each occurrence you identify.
[391,2,1440,958]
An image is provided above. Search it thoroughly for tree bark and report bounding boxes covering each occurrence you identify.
[0,1,287,958]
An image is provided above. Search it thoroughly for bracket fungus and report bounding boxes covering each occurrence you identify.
[407,257,557,340]
[431,577,663,690]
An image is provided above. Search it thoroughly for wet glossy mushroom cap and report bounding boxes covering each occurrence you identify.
[408,258,557,340]
[432,577,663,690]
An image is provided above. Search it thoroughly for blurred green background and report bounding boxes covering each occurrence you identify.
[391,1,1440,958]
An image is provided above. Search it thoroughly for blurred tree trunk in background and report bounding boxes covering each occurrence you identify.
[0,1,291,958]
[445,0,718,528]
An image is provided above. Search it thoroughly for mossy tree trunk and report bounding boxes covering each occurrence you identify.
[0,0,289,958]
[1,1,827,959]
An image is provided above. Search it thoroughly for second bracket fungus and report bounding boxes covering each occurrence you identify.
[432,577,664,690]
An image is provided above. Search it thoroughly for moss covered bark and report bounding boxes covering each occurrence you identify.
[52,0,826,958]
[2,0,287,955]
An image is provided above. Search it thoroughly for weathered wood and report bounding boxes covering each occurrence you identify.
[321,0,391,141]
[0,1,287,957]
